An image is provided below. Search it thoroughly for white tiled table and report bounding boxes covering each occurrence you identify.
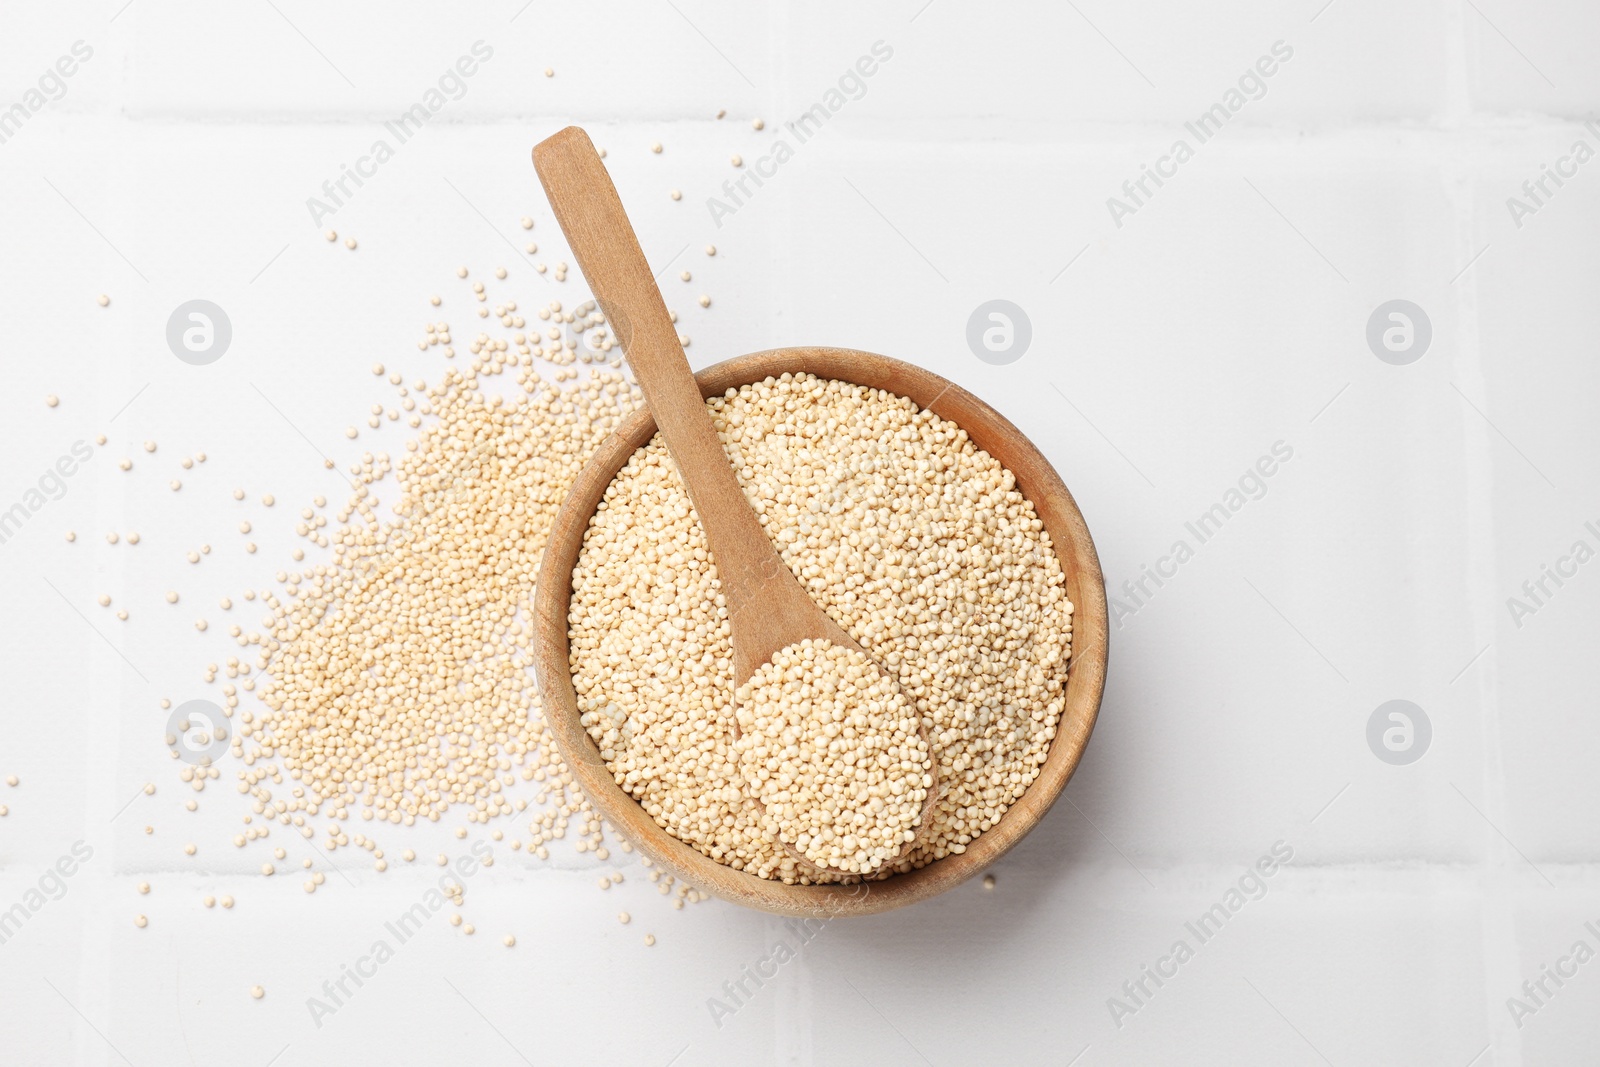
[2,2,1597,1063]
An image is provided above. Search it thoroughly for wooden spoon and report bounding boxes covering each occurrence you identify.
[533,125,935,875]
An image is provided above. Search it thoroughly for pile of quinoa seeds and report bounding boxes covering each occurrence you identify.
[245,356,624,830]
[569,373,1075,885]
[212,277,707,916]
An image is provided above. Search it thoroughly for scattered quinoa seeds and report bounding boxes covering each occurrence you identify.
[236,336,641,843]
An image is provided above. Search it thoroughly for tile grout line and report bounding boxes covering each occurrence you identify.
[75,291,140,1067]
[1442,1,1522,1063]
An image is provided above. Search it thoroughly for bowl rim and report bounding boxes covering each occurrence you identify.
[531,346,1108,916]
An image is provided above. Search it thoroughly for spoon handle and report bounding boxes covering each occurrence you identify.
[533,126,805,651]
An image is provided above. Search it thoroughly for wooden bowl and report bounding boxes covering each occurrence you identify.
[532,347,1108,916]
